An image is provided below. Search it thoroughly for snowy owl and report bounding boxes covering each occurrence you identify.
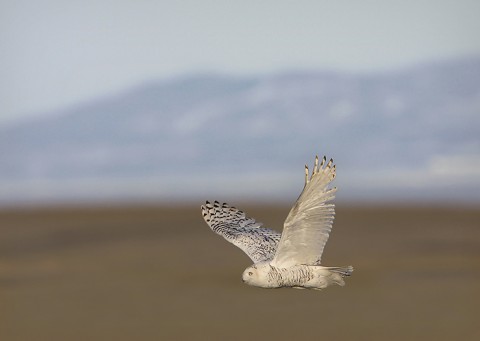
[201,155,353,290]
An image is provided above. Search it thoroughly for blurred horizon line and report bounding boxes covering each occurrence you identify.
[1,56,479,207]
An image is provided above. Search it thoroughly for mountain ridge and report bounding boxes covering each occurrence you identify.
[1,58,479,204]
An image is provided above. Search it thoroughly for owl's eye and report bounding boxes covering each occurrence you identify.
[248,272,253,276]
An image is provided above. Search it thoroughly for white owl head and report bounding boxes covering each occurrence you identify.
[241,263,271,287]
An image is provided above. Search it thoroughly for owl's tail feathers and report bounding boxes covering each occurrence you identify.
[325,266,353,287]
[328,265,354,277]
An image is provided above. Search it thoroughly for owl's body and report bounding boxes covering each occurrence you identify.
[242,262,353,290]
[201,155,353,290]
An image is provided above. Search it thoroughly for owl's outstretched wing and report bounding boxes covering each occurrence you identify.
[271,156,337,268]
[201,201,281,263]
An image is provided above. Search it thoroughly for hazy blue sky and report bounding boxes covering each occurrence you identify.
[1,0,479,124]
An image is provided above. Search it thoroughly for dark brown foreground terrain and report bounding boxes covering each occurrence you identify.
[1,204,479,340]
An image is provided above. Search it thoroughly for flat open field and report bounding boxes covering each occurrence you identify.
[1,204,479,340]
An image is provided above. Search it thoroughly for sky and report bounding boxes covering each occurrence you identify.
[1,0,480,125]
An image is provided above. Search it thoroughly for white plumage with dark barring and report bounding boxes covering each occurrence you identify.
[201,155,353,290]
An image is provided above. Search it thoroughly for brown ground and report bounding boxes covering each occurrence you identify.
[1,204,479,340]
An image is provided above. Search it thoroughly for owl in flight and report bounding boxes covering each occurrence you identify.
[201,155,353,290]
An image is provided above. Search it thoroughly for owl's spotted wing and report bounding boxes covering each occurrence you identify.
[201,201,281,263]
[271,156,337,268]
